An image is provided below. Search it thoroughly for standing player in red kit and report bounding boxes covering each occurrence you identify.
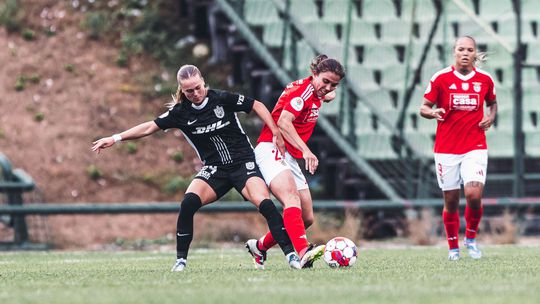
[420,36,498,260]
[245,55,345,269]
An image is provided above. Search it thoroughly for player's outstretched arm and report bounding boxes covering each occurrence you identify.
[91,121,160,154]
[479,99,497,131]
[252,100,285,156]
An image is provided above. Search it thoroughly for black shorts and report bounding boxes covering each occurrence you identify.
[193,160,264,200]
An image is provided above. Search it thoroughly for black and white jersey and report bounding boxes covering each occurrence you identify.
[154,89,256,166]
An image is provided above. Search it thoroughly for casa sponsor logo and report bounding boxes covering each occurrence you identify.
[214,105,225,118]
[449,93,480,111]
[192,120,230,134]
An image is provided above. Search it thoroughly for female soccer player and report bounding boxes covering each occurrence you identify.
[245,55,345,269]
[92,64,300,271]
[420,36,498,260]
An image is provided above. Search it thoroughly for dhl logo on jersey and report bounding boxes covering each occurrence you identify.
[449,93,480,111]
[192,120,230,134]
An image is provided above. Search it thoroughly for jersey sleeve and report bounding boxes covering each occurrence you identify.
[486,77,496,102]
[282,87,309,117]
[154,107,180,130]
[217,90,255,113]
[423,76,440,104]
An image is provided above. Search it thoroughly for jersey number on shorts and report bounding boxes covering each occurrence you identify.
[272,149,283,161]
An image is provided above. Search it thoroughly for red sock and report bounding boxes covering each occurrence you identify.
[284,207,309,256]
[258,232,276,251]
[443,210,460,250]
[465,205,483,239]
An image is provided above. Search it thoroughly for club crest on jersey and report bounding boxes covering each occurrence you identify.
[245,161,255,170]
[237,95,245,105]
[473,82,482,93]
[291,97,304,111]
[214,105,225,118]
[461,83,469,91]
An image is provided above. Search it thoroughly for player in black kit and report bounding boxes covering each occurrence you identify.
[92,65,300,271]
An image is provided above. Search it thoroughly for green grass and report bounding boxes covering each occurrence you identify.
[1,246,539,304]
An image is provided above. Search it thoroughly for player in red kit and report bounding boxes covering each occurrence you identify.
[245,55,345,269]
[420,36,498,260]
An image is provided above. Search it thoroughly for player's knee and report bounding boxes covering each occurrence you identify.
[180,192,202,216]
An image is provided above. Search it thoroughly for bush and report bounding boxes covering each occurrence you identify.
[84,12,107,40]
[86,165,103,180]
[34,112,45,122]
[170,151,184,163]
[21,28,35,40]
[124,142,138,154]
[163,176,191,194]
[14,76,25,91]
[0,0,22,33]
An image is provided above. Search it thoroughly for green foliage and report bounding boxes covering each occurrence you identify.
[1,248,540,304]
[163,175,190,194]
[21,28,35,40]
[63,63,74,73]
[0,0,22,33]
[29,73,40,84]
[83,11,108,40]
[33,112,44,122]
[86,164,103,180]
[170,151,184,163]
[14,76,25,91]
[116,50,128,67]
[123,142,138,154]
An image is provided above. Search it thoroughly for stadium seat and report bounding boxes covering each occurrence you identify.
[522,0,540,21]
[484,43,513,69]
[497,18,536,44]
[362,89,396,112]
[363,44,400,68]
[283,39,316,74]
[523,110,537,132]
[357,132,398,160]
[486,130,515,158]
[494,86,512,111]
[322,0,360,24]
[380,20,417,45]
[404,132,433,158]
[523,87,540,111]
[381,64,408,91]
[349,20,379,46]
[244,0,280,25]
[457,20,495,44]
[478,0,514,21]
[401,0,436,22]
[526,42,540,66]
[262,22,288,47]
[417,114,437,134]
[525,130,540,157]
[303,21,340,45]
[354,110,374,134]
[417,21,456,45]
[362,0,398,22]
[347,65,380,92]
[442,0,475,22]
[405,87,427,115]
[320,89,342,116]
[495,108,514,131]
[288,0,319,23]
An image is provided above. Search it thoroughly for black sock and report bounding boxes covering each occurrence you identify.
[258,199,294,255]
[176,193,202,259]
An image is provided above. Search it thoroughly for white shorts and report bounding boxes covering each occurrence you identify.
[254,142,309,190]
[434,149,488,191]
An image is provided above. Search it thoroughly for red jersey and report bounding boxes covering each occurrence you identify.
[424,66,496,154]
[258,76,323,158]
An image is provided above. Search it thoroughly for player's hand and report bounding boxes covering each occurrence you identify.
[272,133,286,156]
[431,108,446,121]
[478,116,493,131]
[324,91,336,102]
[303,150,318,175]
[91,137,115,154]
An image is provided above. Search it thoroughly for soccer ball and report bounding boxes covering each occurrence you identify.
[323,237,357,268]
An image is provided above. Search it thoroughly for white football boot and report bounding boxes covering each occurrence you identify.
[171,258,187,272]
[464,238,482,259]
[245,239,266,270]
[448,249,460,261]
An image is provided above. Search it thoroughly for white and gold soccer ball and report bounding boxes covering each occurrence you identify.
[323,237,358,268]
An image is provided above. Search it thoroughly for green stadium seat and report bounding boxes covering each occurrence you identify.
[363,44,400,68]
[289,0,319,23]
[484,43,513,69]
[495,108,514,131]
[401,0,436,21]
[442,0,475,22]
[405,87,427,115]
[523,110,537,132]
[303,21,340,45]
[349,20,379,46]
[497,18,536,44]
[486,130,514,158]
[354,110,374,134]
[320,89,342,116]
[417,114,437,134]
[418,21,456,45]
[283,39,316,73]
[363,89,395,111]
[494,86,512,111]
[523,87,540,111]
[404,132,433,158]
[457,20,494,44]
[380,20,417,45]
[357,132,398,160]
[526,42,540,66]
[347,65,380,92]
[478,0,514,21]
[320,43,359,66]
[244,0,280,25]
[262,22,288,47]
[322,0,360,24]
[522,0,540,21]
[381,65,408,91]
[525,130,540,157]
[362,0,398,22]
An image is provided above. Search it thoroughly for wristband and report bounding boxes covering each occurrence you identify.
[112,134,122,143]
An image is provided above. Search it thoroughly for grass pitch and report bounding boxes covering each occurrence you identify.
[1,245,539,304]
